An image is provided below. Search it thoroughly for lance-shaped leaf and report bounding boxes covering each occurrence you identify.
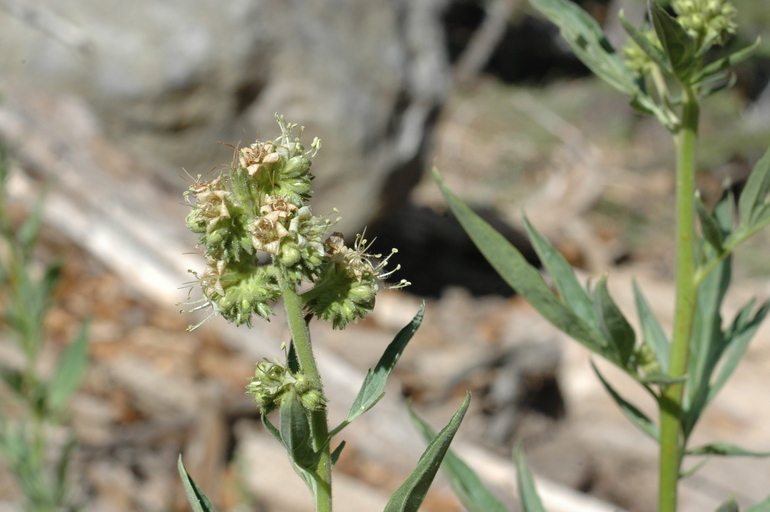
[262,412,316,492]
[513,441,547,512]
[715,498,740,512]
[633,280,670,372]
[738,146,770,228]
[332,303,425,435]
[593,276,635,367]
[17,185,49,257]
[639,372,684,386]
[683,251,731,438]
[696,193,724,253]
[408,403,508,512]
[529,0,637,96]
[707,298,770,404]
[47,320,90,414]
[384,392,470,512]
[592,361,659,441]
[524,216,599,332]
[331,441,346,467]
[435,168,607,356]
[687,442,770,457]
[696,38,761,84]
[649,0,698,81]
[280,388,318,472]
[178,455,220,512]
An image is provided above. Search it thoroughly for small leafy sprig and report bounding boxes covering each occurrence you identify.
[429,1,770,512]
[178,115,468,512]
[0,142,90,512]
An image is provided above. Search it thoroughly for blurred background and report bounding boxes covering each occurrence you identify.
[0,0,769,511]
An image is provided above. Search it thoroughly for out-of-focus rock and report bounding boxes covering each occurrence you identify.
[0,0,450,233]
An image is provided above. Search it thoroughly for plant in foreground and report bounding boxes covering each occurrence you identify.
[0,142,90,511]
[431,0,770,511]
[178,115,470,512]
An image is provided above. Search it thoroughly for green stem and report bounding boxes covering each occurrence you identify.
[283,283,333,512]
[658,92,699,512]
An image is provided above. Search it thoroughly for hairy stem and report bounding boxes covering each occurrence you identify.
[283,284,333,512]
[658,91,699,512]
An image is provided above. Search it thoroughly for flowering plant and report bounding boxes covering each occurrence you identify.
[432,0,770,511]
[178,115,469,512]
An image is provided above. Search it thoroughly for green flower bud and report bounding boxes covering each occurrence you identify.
[279,243,302,267]
[634,342,662,376]
[283,154,311,178]
[245,361,325,414]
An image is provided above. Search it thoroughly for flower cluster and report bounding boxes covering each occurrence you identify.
[622,30,661,79]
[181,115,406,331]
[622,0,737,79]
[673,0,737,47]
[303,233,409,329]
[246,359,325,413]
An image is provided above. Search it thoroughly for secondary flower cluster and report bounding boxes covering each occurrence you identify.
[622,0,737,78]
[182,115,407,331]
[246,359,325,413]
[672,0,736,46]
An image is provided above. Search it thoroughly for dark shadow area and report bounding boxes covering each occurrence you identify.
[442,0,614,84]
[364,204,540,298]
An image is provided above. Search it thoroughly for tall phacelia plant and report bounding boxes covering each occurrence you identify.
[177,115,471,512]
[426,1,770,512]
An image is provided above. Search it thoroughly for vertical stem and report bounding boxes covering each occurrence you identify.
[658,92,699,512]
[283,283,333,512]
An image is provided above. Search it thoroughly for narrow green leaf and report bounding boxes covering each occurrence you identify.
[738,145,770,227]
[687,442,770,457]
[17,188,48,257]
[178,455,220,512]
[618,12,670,74]
[683,243,732,438]
[529,0,637,95]
[707,299,770,404]
[680,458,710,479]
[335,303,425,434]
[331,441,346,467]
[261,413,285,447]
[649,0,698,81]
[523,216,598,331]
[715,497,740,512]
[513,441,547,512]
[47,320,90,414]
[639,372,685,385]
[698,72,735,98]
[746,494,770,512]
[592,361,659,441]
[697,38,761,82]
[384,392,471,512]
[434,169,607,356]
[279,388,318,471]
[714,188,737,233]
[54,437,76,502]
[593,276,635,367]
[408,403,508,512]
[633,280,670,372]
[696,193,724,252]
